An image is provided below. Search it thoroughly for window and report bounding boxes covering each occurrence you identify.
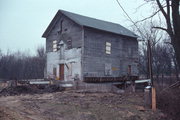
[53,40,57,52]
[67,39,72,49]
[106,42,111,54]
[128,65,131,75]
[105,63,112,76]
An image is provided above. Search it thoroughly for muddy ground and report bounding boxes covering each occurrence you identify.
[0,89,168,120]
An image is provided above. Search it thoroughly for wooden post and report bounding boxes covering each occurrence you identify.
[152,87,156,111]
[132,80,135,92]
[144,86,151,108]
[147,40,157,111]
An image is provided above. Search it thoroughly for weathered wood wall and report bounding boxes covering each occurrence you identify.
[45,13,138,81]
[83,27,138,78]
[46,14,83,52]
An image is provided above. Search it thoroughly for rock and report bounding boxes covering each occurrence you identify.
[136,105,145,112]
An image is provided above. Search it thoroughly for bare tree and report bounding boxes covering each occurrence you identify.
[152,43,172,78]
[141,0,180,70]
[136,21,173,80]
[37,46,45,58]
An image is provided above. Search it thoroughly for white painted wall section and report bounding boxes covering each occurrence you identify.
[46,48,81,81]
[46,52,60,78]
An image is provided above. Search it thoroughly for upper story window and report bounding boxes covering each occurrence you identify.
[53,40,57,52]
[105,42,111,54]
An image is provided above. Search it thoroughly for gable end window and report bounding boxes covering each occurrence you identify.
[105,42,111,54]
[53,40,57,52]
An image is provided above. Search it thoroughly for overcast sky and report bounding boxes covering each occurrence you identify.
[0,0,152,54]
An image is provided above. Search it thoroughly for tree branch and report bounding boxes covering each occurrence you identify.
[153,26,168,32]
[166,0,170,17]
[156,0,168,20]
[135,9,160,24]
[135,4,170,24]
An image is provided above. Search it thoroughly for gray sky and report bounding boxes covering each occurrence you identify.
[0,0,151,54]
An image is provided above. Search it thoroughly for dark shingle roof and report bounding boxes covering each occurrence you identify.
[42,10,137,38]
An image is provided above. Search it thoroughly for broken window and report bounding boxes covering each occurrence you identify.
[53,40,57,52]
[105,42,111,54]
[67,39,72,49]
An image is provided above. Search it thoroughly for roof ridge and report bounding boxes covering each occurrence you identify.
[59,9,122,26]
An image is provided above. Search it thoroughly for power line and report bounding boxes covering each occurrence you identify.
[116,0,135,25]
[116,0,145,38]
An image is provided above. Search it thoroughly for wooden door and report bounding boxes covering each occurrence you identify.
[128,65,131,75]
[59,64,64,80]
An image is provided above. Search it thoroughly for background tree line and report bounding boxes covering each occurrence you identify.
[136,21,179,82]
[0,46,45,80]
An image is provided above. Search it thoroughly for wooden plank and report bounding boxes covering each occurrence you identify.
[152,87,156,111]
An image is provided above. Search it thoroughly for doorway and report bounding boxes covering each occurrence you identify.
[59,64,64,80]
[128,65,131,75]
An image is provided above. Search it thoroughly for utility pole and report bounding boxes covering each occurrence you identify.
[147,40,153,86]
[147,39,156,111]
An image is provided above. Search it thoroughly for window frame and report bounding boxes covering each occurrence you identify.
[53,40,58,52]
[105,42,111,54]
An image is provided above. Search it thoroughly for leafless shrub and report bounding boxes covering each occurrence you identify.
[157,87,180,120]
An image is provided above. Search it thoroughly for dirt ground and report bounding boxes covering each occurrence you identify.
[0,89,168,120]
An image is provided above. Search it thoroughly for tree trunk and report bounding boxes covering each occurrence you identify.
[171,36,180,71]
[171,0,180,70]
[173,53,180,81]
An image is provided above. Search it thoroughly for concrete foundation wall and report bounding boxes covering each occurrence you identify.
[64,48,82,81]
[77,82,123,93]
[46,52,60,78]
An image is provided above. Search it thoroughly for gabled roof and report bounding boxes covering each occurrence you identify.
[42,10,138,38]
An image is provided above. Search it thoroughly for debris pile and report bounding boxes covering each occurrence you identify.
[0,85,64,96]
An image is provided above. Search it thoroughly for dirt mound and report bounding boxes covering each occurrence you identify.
[0,85,64,96]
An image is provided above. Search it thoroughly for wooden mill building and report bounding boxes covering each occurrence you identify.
[42,10,138,82]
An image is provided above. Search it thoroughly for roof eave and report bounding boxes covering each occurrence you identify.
[83,26,138,38]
